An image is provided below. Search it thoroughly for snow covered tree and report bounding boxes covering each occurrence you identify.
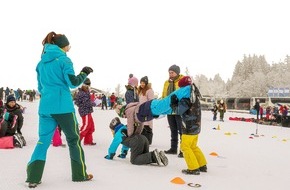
[208,74,227,98]
[193,74,210,96]
[114,84,123,97]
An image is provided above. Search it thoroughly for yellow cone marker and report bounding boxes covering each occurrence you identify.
[217,124,221,130]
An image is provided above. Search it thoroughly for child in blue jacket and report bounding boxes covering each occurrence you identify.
[104,117,168,167]
[104,117,129,159]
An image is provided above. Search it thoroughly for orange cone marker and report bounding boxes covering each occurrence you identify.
[209,152,218,156]
[171,177,186,184]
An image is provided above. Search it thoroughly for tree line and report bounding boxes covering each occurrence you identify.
[189,54,290,99]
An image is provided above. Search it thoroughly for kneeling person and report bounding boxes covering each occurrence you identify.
[105,117,168,166]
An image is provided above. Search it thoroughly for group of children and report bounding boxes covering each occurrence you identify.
[105,75,207,175]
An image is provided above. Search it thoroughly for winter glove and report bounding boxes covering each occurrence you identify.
[81,66,93,75]
[117,154,126,159]
[142,125,152,133]
[117,150,128,159]
[4,112,10,121]
[121,128,128,137]
[170,94,179,114]
[4,112,14,122]
[171,94,179,106]
[104,153,116,160]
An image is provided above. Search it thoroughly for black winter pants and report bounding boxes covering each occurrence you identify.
[167,114,183,151]
[122,134,153,165]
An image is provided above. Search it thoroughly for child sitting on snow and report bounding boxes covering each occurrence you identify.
[0,107,24,148]
[4,95,26,145]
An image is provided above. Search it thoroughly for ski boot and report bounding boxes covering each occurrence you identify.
[182,169,200,175]
[28,181,41,188]
[199,165,207,172]
[153,149,162,165]
[159,150,168,166]
[177,151,183,158]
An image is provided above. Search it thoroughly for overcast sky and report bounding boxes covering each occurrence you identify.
[1,0,289,95]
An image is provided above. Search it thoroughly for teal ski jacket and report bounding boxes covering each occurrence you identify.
[36,44,87,114]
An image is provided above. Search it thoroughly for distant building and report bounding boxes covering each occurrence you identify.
[268,87,290,97]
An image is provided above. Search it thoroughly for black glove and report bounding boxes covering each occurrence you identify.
[171,94,179,107]
[121,129,128,141]
[121,128,128,137]
[142,125,152,133]
[104,153,116,160]
[81,66,93,75]
[170,94,179,114]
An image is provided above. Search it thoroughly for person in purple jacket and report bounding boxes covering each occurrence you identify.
[74,78,97,145]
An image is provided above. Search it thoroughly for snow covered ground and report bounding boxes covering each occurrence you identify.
[1,100,290,190]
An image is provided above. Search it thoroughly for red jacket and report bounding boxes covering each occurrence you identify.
[110,94,116,103]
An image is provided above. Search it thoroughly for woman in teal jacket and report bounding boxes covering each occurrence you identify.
[26,31,94,188]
